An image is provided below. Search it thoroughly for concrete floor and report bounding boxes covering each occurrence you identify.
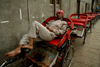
[71,19,100,67]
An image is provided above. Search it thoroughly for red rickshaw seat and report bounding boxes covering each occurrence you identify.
[73,22,85,27]
[47,39,61,46]
[70,18,86,23]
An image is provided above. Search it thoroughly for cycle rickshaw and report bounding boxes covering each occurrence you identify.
[69,12,99,44]
[82,12,99,28]
[69,14,89,44]
[0,16,74,67]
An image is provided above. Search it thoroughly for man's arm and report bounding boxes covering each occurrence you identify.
[53,24,67,35]
[47,24,67,36]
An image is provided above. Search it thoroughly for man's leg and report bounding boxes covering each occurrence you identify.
[5,37,34,57]
[5,21,52,57]
[5,44,22,57]
[27,21,53,41]
[22,21,53,49]
[5,34,31,57]
[22,37,34,49]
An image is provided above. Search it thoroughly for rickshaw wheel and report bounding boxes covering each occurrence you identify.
[83,29,87,44]
[90,21,93,33]
[62,45,74,67]
[90,26,92,33]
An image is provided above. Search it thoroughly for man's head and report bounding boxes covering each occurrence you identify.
[56,10,64,20]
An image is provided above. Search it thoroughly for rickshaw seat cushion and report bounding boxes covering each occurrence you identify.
[80,18,91,22]
[47,38,61,46]
[70,18,86,23]
[92,16,96,19]
[80,16,93,20]
[46,32,66,46]
[73,22,85,27]
[88,16,93,19]
[93,14,98,17]
[79,16,87,19]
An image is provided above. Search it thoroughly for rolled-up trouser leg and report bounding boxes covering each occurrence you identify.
[19,34,43,45]
[19,34,30,45]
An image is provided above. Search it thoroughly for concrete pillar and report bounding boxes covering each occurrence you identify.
[80,2,86,13]
[93,0,98,12]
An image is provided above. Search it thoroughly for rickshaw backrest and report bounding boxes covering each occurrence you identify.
[69,14,87,23]
[69,14,87,19]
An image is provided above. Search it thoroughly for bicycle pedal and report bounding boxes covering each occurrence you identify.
[21,48,30,53]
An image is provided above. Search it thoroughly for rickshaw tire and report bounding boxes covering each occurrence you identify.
[62,45,74,67]
[83,29,87,44]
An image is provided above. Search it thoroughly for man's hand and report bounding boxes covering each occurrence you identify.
[47,27,53,32]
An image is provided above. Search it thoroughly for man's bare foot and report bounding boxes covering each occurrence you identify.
[5,48,21,57]
[21,44,33,50]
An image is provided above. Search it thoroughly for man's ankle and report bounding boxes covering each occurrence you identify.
[28,43,33,46]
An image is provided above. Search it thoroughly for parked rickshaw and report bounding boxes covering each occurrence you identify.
[69,14,89,44]
[69,12,99,44]
[0,16,74,67]
[82,12,99,28]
